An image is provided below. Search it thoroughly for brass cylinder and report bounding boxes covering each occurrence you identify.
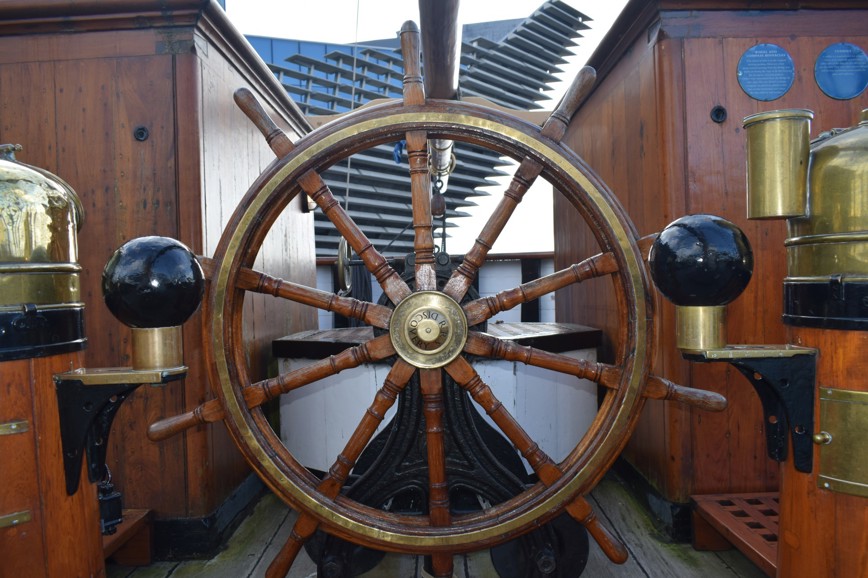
[131,326,183,370]
[743,109,813,219]
[0,145,86,360]
[0,145,84,308]
[675,305,726,352]
[786,109,868,277]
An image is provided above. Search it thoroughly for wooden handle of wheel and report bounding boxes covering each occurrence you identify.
[568,496,628,564]
[647,375,727,411]
[542,66,596,141]
[233,87,294,158]
[265,514,319,578]
[147,398,224,441]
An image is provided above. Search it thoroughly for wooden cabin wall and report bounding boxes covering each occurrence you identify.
[555,3,868,504]
[554,10,695,502]
[0,1,316,525]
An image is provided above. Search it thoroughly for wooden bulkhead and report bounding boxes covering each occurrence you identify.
[556,1,868,575]
[0,0,316,559]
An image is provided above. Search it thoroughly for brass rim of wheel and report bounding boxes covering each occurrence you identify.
[207,100,652,553]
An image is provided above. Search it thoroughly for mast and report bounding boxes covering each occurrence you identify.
[418,0,460,197]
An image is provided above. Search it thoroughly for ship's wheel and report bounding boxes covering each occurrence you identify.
[148,21,725,578]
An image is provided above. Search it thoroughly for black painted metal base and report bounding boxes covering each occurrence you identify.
[305,254,589,577]
[784,279,868,330]
[490,513,589,578]
[306,373,589,577]
[0,305,86,361]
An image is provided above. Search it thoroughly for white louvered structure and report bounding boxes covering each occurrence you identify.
[247,0,591,258]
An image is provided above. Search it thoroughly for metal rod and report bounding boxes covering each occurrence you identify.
[419,0,460,191]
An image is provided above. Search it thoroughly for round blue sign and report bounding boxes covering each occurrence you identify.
[815,43,868,100]
[737,44,795,102]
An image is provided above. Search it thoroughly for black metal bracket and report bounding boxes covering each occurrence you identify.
[685,347,817,473]
[54,368,186,495]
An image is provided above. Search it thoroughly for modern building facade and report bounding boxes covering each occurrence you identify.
[246,0,591,259]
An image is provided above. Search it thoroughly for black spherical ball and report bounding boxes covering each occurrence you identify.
[103,236,204,328]
[649,214,753,307]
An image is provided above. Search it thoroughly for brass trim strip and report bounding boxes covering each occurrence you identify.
[816,387,868,498]
[0,271,81,306]
[0,420,29,435]
[785,276,868,283]
[54,366,187,386]
[743,108,814,126]
[0,263,82,273]
[0,510,32,529]
[786,241,868,277]
[817,475,868,497]
[785,232,868,247]
[820,387,868,404]
[696,345,816,360]
[0,302,85,313]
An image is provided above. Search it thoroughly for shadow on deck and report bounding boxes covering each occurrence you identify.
[107,473,765,578]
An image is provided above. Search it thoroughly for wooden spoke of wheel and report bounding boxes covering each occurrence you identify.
[265,360,417,578]
[463,251,618,326]
[420,369,454,577]
[400,23,437,291]
[147,334,395,441]
[238,265,391,329]
[442,66,597,302]
[444,357,554,483]
[321,359,417,495]
[441,157,543,301]
[300,173,412,304]
[233,87,410,305]
[464,332,726,411]
[200,257,391,329]
[464,331,616,384]
[406,128,437,291]
[444,357,627,563]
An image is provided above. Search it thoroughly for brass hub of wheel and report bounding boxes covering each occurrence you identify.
[389,291,468,369]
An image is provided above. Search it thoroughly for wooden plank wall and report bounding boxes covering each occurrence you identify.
[0,4,316,521]
[0,353,105,577]
[555,4,868,503]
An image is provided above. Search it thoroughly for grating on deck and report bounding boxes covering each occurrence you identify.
[692,493,779,577]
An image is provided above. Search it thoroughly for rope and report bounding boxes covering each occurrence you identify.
[342,0,362,212]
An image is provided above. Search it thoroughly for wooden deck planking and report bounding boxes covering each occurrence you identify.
[588,477,766,578]
[248,503,318,578]
[108,475,766,577]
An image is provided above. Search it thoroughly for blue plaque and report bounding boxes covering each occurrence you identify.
[737,44,795,101]
[815,43,868,100]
